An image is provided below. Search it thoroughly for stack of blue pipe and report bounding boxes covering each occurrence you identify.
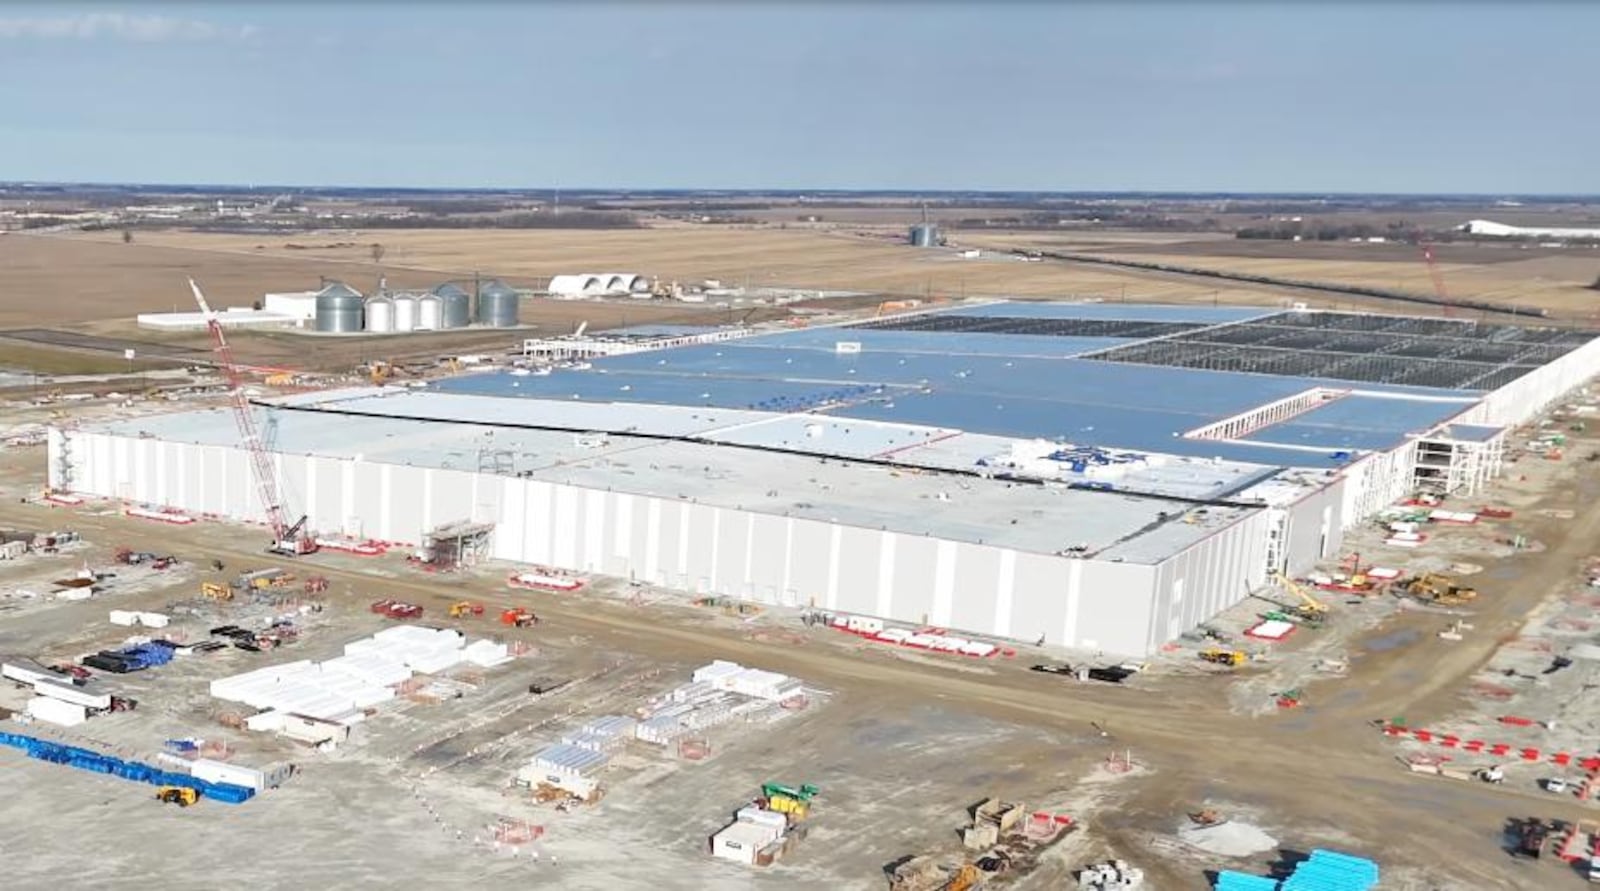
[116,641,175,670]
[1215,872,1280,891]
[0,731,254,804]
[1281,850,1379,891]
[1214,851,1379,891]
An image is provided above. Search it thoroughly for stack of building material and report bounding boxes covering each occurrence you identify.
[26,696,87,727]
[517,743,609,798]
[692,661,803,702]
[710,806,790,866]
[354,625,466,674]
[636,714,691,745]
[462,639,511,667]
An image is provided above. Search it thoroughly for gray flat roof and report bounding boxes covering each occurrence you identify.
[92,405,1260,563]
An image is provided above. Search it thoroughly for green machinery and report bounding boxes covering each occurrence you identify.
[762,782,820,803]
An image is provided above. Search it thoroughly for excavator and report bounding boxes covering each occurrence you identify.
[1403,572,1477,605]
[1199,648,1247,667]
[156,786,199,807]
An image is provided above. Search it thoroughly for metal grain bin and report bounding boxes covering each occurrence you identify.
[392,294,417,333]
[475,280,519,328]
[364,296,394,333]
[909,224,940,248]
[432,282,472,329]
[313,282,365,333]
[416,294,443,331]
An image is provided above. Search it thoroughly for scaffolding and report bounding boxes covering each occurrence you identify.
[1413,424,1506,496]
[417,519,496,570]
[1084,310,1597,391]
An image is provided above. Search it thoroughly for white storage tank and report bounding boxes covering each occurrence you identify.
[416,294,443,331]
[365,296,394,333]
[392,295,417,333]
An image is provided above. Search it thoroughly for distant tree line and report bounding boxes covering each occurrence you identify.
[181,211,639,232]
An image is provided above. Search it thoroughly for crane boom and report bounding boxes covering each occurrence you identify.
[1418,238,1454,318]
[188,279,315,556]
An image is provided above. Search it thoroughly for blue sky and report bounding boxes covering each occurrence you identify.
[0,2,1592,193]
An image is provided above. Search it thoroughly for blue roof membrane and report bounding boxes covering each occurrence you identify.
[944,301,1274,323]
[1240,393,1472,452]
[730,327,1128,358]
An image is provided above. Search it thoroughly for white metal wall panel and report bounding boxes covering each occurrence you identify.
[874,532,897,618]
[825,525,843,610]
[1009,553,1069,647]
[833,527,881,616]
[1071,560,1157,655]
[526,482,554,565]
[749,514,790,603]
[992,550,1018,639]
[948,544,1002,636]
[788,520,832,607]
[930,541,957,627]
[612,493,633,558]
[889,535,938,626]
[715,509,750,596]
[580,490,605,571]
[496,478,528,562]
[643,498,662,582]
[683,504,718,590]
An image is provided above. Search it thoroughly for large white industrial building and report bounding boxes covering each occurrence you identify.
[47,301,1600,656]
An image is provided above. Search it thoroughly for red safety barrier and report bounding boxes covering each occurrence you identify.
[1583,758,1600,772]
[1499,716,1535,727]
[1413,730,1433,742]
[1522,748,1542,761]
[1490,744,1512,756]
[1440,735,1460,748]
[1553,753,1572,766]
[1464,740,1486,752]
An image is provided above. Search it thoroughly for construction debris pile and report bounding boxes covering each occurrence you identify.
[1077,860,1145,890]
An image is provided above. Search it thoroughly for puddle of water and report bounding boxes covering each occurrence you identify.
[1364,628,1422,652]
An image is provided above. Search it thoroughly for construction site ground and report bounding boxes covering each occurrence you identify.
[6,389,1600,889]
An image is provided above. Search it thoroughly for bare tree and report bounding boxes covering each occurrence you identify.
[370,243,386,264]
[121,229,133,244]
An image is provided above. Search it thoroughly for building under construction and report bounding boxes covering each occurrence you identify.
[46,301,1600,655]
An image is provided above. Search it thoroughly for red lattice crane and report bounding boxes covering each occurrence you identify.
[189,279,316,556]
[1417,236,1454,318]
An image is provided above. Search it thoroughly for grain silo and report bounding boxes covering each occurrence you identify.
[364,296,394,333]
[416,294,443,331]
[392,294,418,333]
[475,280,519,328]
[909,224,941,247]
[432,282,472,329]
[313,282,365,333]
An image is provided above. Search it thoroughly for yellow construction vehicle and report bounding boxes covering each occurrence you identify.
[201,582,232,601]
[156,786,199,807]
[1273,572,1329,617]
[1199,648,1247,667]
[1403,572,1477,605]
[448,601,485,619]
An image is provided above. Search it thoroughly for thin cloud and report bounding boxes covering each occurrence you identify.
[0,12,256,43]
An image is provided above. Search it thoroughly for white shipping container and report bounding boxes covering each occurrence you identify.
[137,612,170,628]
[109,610,139,627]
[26,695,87,727]
[3,662,56,687]
[33,677,112,711]
[192,758,266,792]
